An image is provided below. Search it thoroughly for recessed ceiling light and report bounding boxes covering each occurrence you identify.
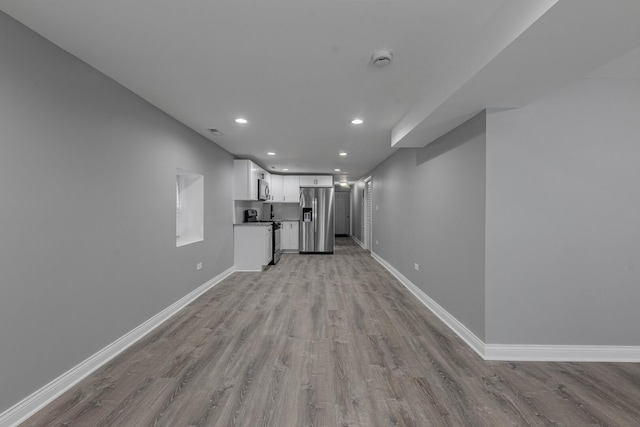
[339,152,348,156]
[267,152,276,156]
[235,118,248,124]
[350,119,364,125]
[283,168,289,171]
[334,168,341,172]
[371,49,393,68]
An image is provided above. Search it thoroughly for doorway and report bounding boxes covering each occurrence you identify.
[335,191,350,236]
[364,177,372,251]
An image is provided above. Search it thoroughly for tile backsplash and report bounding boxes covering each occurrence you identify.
[272,203,300,221]
[234,201,300,224]
[234,200,263,224]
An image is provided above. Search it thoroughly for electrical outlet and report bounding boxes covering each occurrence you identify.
[414,263,419,271]
[196,262,203,271]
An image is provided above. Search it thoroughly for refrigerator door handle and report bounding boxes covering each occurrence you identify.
[313,198,317,232]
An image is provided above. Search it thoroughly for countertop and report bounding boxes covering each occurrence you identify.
[234,219,299,226]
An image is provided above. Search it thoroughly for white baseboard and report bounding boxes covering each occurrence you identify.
[6,254,640,426]
[0,266,236,427]
[484,344,640,362]
[370,251,486,359]
[369,252,640,363]
[350,235,366,250]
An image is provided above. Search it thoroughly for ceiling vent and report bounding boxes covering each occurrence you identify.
[371,49,393,68]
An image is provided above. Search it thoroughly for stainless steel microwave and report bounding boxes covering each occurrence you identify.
[258,178,270,201]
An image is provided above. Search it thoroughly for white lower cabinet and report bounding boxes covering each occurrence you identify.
[281,221,299,251]
[234,225,272,270]
[265,226,273,263]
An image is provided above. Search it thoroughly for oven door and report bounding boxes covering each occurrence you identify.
[273,226,281,264]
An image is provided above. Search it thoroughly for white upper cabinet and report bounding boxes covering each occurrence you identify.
[270,174,284,202]
[299,175,333,187]
[233,159,272,200]
[316,176,333,187]
[283,175,300,203]
[233,159,260,200]
[234,160,328,201]
[268,175,300,203]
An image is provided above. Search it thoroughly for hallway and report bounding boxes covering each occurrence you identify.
[24,238,640,426]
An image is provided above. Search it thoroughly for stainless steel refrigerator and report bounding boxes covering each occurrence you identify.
[300,187,334,253]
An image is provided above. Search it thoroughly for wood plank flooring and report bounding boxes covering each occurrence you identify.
[24,238,640,426]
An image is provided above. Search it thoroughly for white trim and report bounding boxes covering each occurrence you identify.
[0,266,236,427]
[6,257,640,427]
[349,188,353,237]
[370,251,485,359]
[370,251,640,363]
[364,179,372,251]
[484,344,640,362]
[350,235,366,250]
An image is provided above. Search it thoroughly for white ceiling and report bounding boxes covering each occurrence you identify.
[1,0,639,181]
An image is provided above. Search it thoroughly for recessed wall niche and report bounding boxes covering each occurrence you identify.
[176,168,204,247]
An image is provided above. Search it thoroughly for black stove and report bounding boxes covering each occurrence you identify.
[256,219,281,228]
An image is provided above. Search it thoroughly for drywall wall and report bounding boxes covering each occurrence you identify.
[0,12,234,411]
[485,76,640,345]
[371,112,487,341]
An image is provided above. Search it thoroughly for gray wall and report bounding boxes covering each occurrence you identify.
[364,72,640,349]
[369,112,487,341]
[0,13,234,411]
[485,76,640,345]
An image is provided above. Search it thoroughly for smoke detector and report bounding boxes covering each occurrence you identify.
[371,49,393,68]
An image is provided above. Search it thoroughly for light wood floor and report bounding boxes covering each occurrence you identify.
[24,238,640,426]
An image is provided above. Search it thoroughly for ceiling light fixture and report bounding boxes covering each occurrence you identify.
[350,119,364,125]
[371,49,393,68]
[267,152,276,156]
[334,168,341,172]
[283,168,289,171]
[235,118,248,124]
[339,152,348,156]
